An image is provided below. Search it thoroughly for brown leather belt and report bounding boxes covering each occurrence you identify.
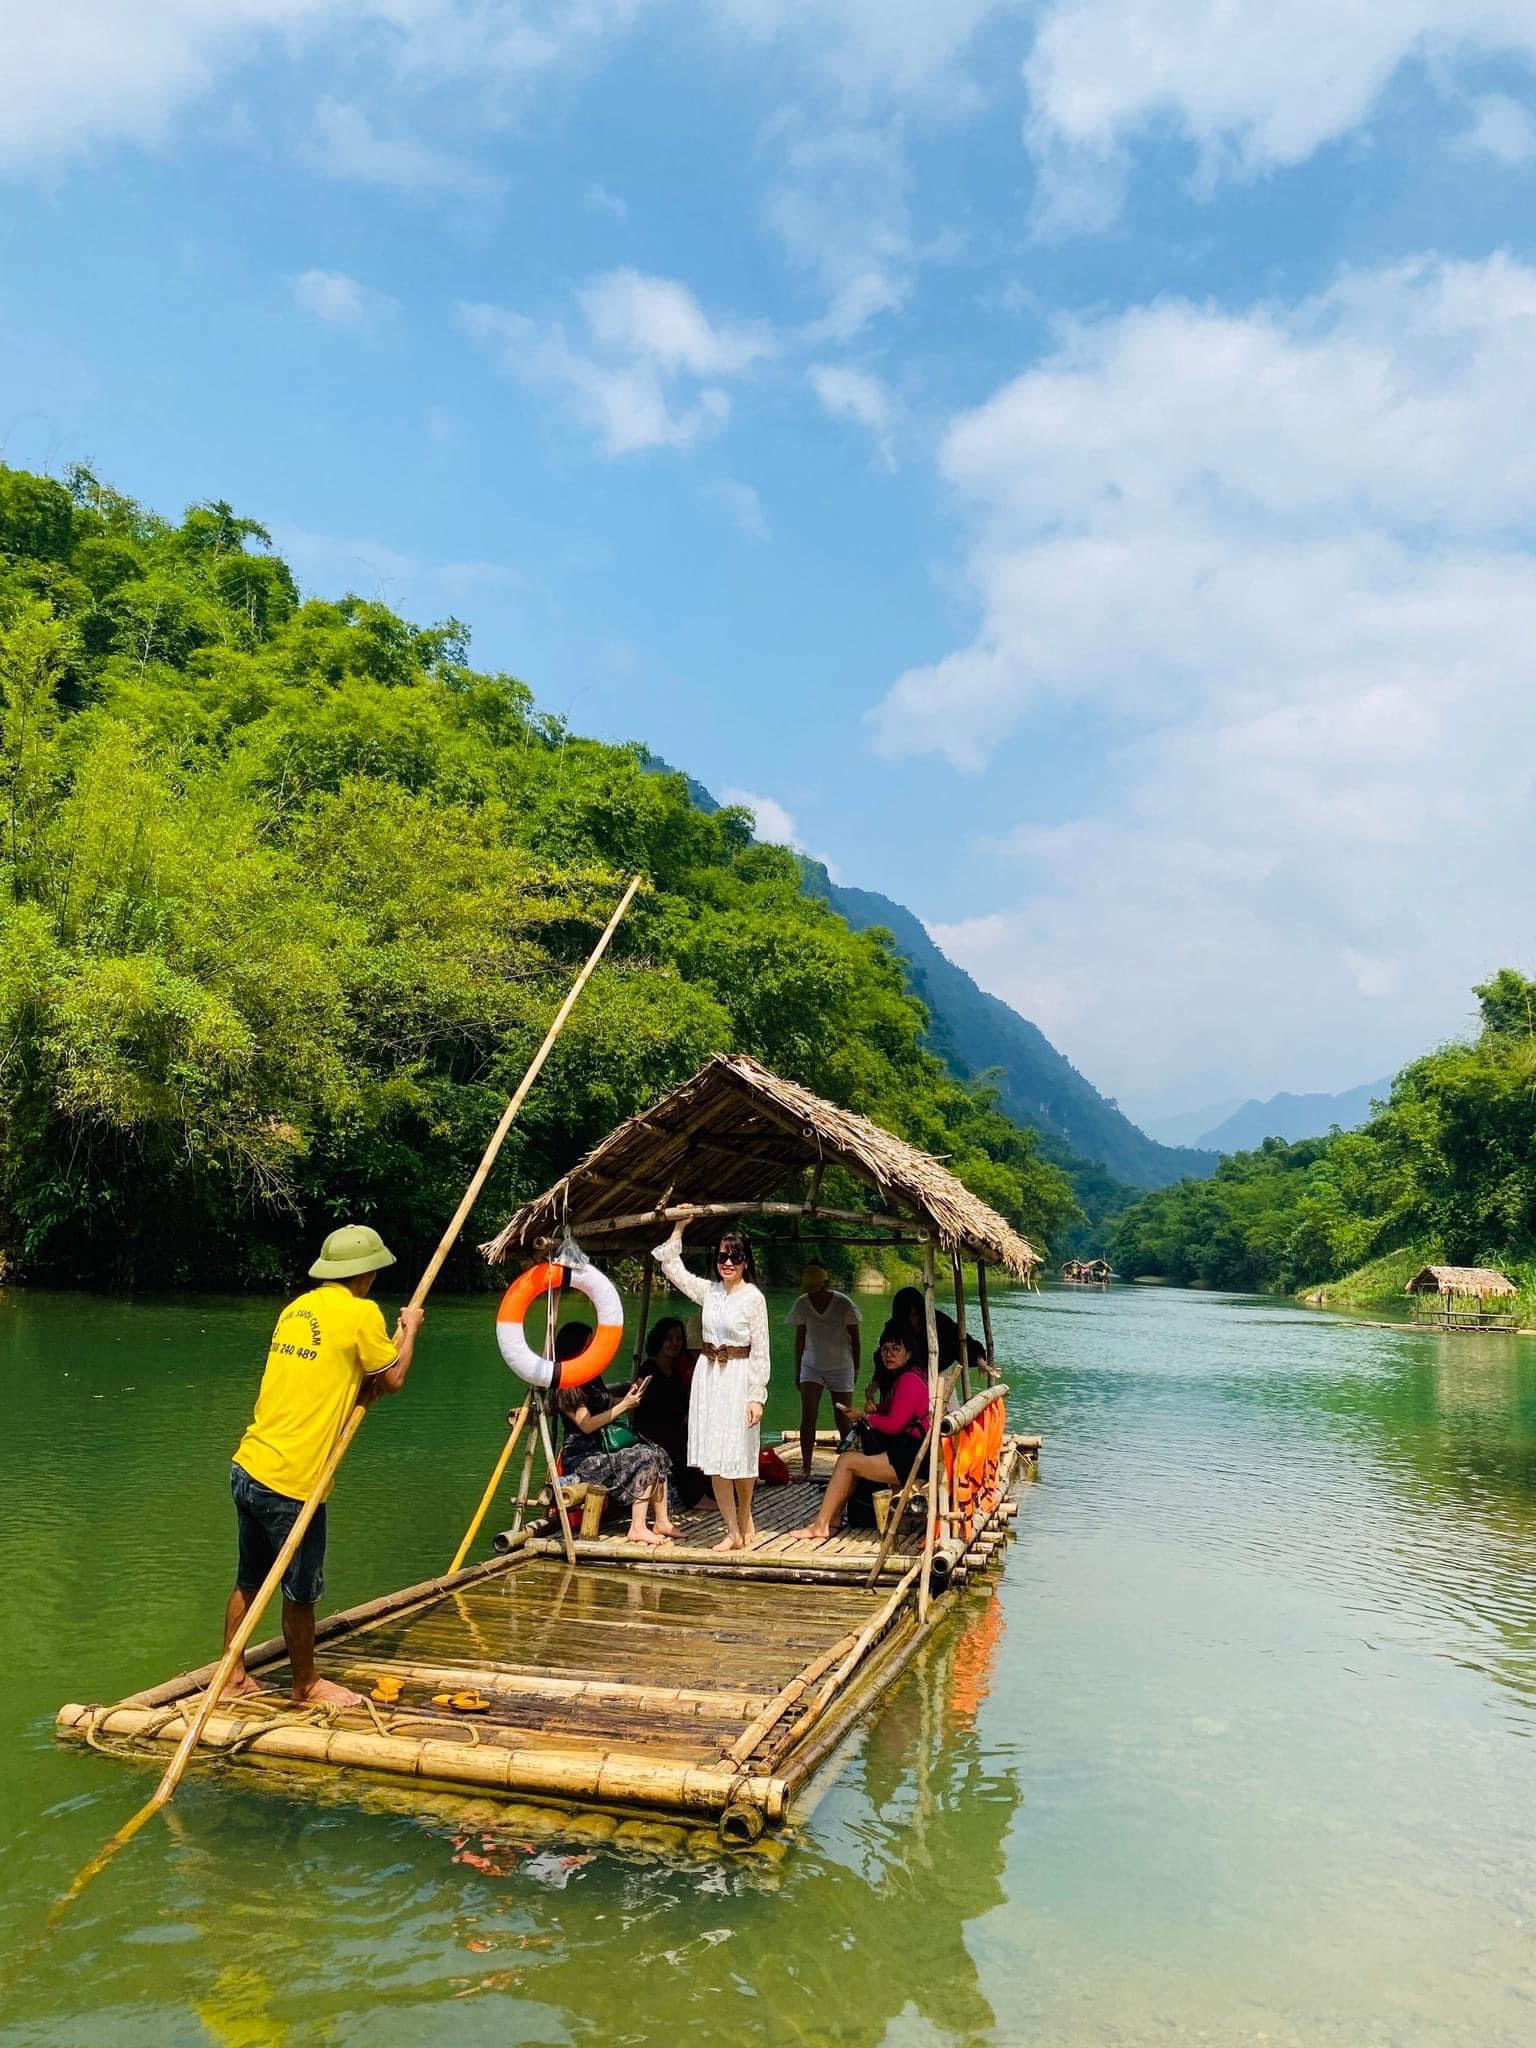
[700,1343,752,1363]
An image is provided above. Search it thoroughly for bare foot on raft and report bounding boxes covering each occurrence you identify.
[710,1532,744,1552]
[626,1527,666,1546]
[292,1676,364,1708]
[223,1671,263,1697]
[784,1525,832,1542]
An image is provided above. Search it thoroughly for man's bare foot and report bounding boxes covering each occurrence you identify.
[710,1532,742,1552]
[223,1671,262,1697]
[291,1676,363,1708]
[785,1524,832,1542]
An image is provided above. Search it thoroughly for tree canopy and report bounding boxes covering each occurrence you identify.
[1109,972,1536,1293]
[0,464,1079,1286]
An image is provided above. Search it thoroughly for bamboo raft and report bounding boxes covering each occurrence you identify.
[57,1054,1044,1846]
[57,1427,1036,1842]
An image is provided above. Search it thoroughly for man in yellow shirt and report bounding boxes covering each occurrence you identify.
[225,1225,424,1706]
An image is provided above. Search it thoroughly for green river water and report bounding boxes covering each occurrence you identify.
[4,1280,1536,2045]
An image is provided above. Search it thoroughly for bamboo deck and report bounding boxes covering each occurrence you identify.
[57,1433,1036,1844]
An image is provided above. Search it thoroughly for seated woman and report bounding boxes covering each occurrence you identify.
[785,1325,931,1541]
[633,1316,708,1510]
[552,1322,675,1546]
[891,1286,994,1381]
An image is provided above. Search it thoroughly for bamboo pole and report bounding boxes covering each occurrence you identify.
[633,1257,654,1370]
[722,1629,859,1766]
[537,1396,578,1566]
[446,1399,532,1574]
[952,1251,970,1406]
[919,1241,942,1623]
[768,1560,921,1763]
[120,1547,532,1709]
[976,1260,995,1371]
[546,1199,928,1244]
[49,873,642,1927]
[57,1704,789,1820]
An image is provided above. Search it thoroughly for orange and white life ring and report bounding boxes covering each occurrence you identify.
[495,1261,624,1389]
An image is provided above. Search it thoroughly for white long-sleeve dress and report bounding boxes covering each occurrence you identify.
[652,1240,771,1481]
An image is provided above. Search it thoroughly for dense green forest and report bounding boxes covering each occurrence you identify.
[1109,970,1536,1297]
[0,464,1080,1287]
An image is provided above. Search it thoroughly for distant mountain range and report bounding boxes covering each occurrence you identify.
[651,756,1215,1195]
[1179,1080,1392,1153]
[800,868,1215,1190]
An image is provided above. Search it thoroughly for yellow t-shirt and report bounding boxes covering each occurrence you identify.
[234,1285,397,1500]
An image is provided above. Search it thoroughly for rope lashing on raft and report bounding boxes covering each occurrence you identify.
[78,1694,347,1763]
[495,1241,623,1389]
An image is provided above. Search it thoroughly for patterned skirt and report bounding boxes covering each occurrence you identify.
[565,1441,671,1506]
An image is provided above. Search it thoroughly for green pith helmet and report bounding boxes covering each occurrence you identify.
[309,1224,397,1280]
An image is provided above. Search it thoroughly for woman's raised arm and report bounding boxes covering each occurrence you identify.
[652,1235,711,1307]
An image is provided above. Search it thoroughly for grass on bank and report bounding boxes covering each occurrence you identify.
[1300,1245,1536,1326]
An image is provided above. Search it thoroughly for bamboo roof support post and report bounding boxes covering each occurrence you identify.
[538,1394,578,1566]
[633,1257,654,1373]
[976,1260,995,1372]
[509,1411,539,1532]
[952,1252,970,1407]
[919,1240,942,1621]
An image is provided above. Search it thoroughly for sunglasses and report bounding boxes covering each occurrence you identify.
[716,1250,742,1266]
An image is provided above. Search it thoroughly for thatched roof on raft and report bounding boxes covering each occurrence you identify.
[1405,1264,1517,1299]
[482,1052,1039,1276]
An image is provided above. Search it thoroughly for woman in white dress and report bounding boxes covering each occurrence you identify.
[653,1221,771,1550]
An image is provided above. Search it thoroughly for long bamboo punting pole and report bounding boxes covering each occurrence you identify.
[952,1251,970,1405]
[49,874,642,1929]
[446,1398,532,1574]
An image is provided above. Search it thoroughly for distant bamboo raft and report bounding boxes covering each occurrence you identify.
[57,1434,1035,1838]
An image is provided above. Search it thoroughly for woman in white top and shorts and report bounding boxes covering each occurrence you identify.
[653,1222,771,1550]
[787,1265,861,1482]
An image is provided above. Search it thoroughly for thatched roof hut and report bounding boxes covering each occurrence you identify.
[1405,1264,1517,1299]
[482,1053,1038,1275]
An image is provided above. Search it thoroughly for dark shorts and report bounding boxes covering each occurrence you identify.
[843,1423,925,1483]
[231,1463,327,1606]
[876,1431,924,1483]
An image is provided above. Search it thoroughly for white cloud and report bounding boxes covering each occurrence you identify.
[703,480,770,540]
[290,267,397,326]
[1460,91,1536,166]
[585,180,629,218]
[1023,2,1536,195]
[579,269,774,375]
[872,255,1536,1108]
[308,96,503,200]
[766,120,914,340]
[460,272,768,455]
[809,363,896,464]
[0,0,346,170]
[720,785,842,879]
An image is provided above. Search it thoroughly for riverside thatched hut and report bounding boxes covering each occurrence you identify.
[1405,1265,1518,1330]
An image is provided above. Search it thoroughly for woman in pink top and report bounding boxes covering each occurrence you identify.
[786,1326,931,1541]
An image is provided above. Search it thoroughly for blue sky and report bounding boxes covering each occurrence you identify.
[5,3,1536,1122]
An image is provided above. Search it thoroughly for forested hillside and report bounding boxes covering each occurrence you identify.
[1109,971,1536,1296]
[0,464,1080,1287]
